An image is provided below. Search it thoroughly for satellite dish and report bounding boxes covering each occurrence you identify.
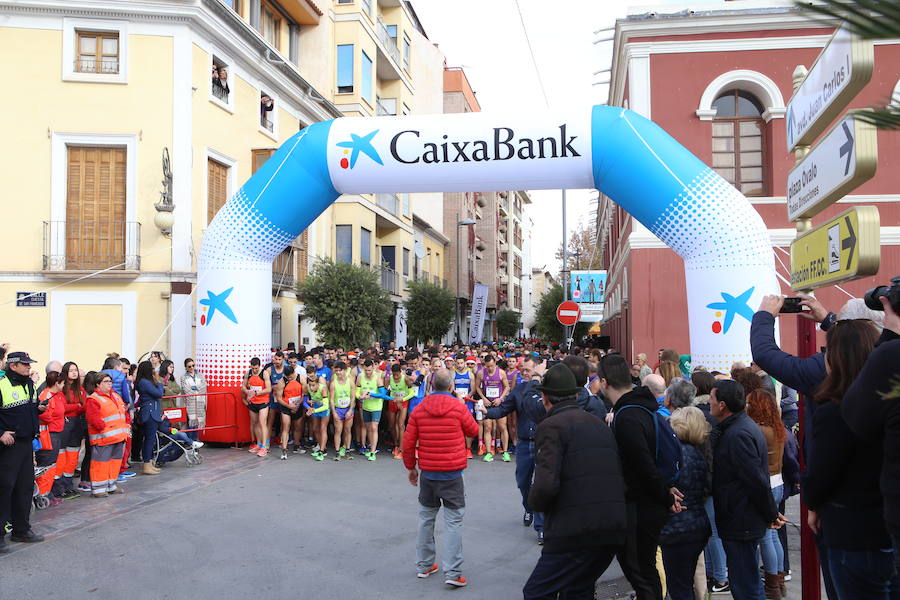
[414,241,425,260]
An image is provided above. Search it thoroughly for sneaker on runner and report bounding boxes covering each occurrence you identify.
[280,450,288,460]
[483,452,494,463]
[338,447,346,458]
[248,444,260,453]
[466,449,473,459]
[394,450,403,460]
[477,442,485,456]
[417,564,439,578]
[445,576,467,587]
[501,452,511,462]
[367,452,376,462]
[314,452,324,462]
[257,447,269,457]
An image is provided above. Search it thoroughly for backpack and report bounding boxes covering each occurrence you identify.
[616,404,682,485]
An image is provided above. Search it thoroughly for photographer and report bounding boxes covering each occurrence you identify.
[841,279,900,566]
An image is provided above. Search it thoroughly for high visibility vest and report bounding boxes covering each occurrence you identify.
[0,376,33,409]
[87,392,128,446]
[37,388,53,449]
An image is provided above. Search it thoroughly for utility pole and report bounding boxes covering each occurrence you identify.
[561,189,569,344]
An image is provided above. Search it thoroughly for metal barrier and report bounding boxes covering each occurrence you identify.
[161,391,242,446]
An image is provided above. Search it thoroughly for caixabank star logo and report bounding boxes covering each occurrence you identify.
[336,130,384,169]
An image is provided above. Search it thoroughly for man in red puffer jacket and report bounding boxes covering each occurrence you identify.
[403,368,479,588]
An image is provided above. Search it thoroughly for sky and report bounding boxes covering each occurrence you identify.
[412,0,688,271]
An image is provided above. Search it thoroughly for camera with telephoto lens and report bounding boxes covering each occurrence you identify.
[863,276,900,313]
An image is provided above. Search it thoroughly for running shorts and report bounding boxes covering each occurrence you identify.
[334,406,353,420]
[248,402,267,413]
[362,410,381,423]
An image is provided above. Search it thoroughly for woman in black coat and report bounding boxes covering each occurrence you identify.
[660,406,712,600]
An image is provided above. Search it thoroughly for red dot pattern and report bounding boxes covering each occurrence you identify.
[196,343,272,387]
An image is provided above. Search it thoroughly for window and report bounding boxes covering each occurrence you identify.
[76,30,119,74]
[337,44,354,94]
[211,56,231,103]
[297,230,309,282]
[712,90,766,196]
[513,223,522,249]
[361,50,373,105]
[66,146,127,270]
[336,225,352,263]
[402,35,410,70]
[376,96,397,116]
[402,193,410,217]
[402,248,409,277]
[360,227,372,265]
[385,24,398,43]
[288,24,300,65]
[513,254,522,278]
[252,149,275,174]
[223,0,242,13]
[261,1,282,49]
[514,284,522,309]
[260,91,275,132]
[336,0,353,4]
[207,158,229,224]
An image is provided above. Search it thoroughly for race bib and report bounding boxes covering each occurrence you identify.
[486,386,500,399]
[250,386,263,394]
[336,396,352,409]
[288,396,301,407]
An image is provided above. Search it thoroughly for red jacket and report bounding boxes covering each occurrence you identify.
[38,389,66,433]
[63,387,86,417]
[403,392,478,472]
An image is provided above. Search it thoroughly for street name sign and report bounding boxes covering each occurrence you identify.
[786,27,874,151]
[787,115,877,221]
[790,206,880,291]
[556,300,581,326]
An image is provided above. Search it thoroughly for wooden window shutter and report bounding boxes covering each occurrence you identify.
[207,158,229,224]
[252,148,276,174]
[66,146,126,269]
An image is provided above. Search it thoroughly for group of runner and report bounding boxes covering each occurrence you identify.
[239,344,533,463]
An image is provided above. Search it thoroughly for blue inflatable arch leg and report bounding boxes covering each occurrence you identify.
[196,106,777,387]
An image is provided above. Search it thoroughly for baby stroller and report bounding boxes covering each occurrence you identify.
[32,464,53,510]
[152,408,204,468]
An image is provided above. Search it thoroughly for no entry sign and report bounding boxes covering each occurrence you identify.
[557,301,581,326]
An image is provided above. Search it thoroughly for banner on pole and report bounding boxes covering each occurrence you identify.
[395,305,408,348]
[468,284,489,344]
[570,270,606,322]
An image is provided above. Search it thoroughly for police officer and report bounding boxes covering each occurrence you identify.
[0,351,46,552]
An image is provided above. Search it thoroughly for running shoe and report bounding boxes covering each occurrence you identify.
[77,483,92,493]
[445,576,467,587]
[466,449,473,459]
[391,447,398,458]
[358,445,369,456]
[784,571,792,582]
[477,442,486,456]
[338,447,347,458]
[710,581,730,594]
[248,444,260,453]
[523,512,534,527]
[537,531,544,545]
[120,471,137,478]
[116,474,129,483]
[482,453,494,463]
[3,521,11,534]
[257,447,269,457]
[367,452,376,462]
[191,441,204,450]
[280,450,288,460]
[501,452,511,462]
[314,451,324,462]
[333,452,341,461]
[417,564,439,578]
[394,451,403,460]
[61,490,81,500]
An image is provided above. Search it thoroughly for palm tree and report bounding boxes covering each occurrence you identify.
[797,0,900,129]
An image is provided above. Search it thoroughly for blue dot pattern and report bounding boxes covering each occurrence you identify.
[649,168,772,272]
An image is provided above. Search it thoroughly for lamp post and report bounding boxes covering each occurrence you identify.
[456,215,477,343]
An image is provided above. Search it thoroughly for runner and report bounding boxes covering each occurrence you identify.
[474,354,510,462]
[453,354,477,459]
[242,358,272,457]
[329,361,355,461]
[388,363,415,460]
[302,365,330,461]
[356,358,384,461]
[264,351,286,449]
[274,365,303,460]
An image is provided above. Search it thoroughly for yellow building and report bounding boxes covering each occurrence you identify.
[0,0,445,369]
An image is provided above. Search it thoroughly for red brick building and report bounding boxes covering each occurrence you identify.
[598,3,900,362]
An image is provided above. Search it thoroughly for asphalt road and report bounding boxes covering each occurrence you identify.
[4,446,809,599]
[2,446,624,599]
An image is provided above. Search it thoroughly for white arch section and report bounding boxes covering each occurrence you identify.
[696,69,786,122]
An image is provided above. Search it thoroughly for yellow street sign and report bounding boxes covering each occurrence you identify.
[790,206,880,291]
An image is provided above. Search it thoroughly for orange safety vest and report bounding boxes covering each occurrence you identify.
[87,391,128,446]
[37,388,53,450]
[248,374,268,405]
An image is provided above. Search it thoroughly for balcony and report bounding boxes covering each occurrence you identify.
[499,240,509,253]
[376,193,400,216]
[272,246,295,290]
[374,18,402,80]
[211,83,229,102]
[74,57,119,74]
[475,192,487,208]
[43,220,140,272]
[380,264,400,295]
[261,115,274,132]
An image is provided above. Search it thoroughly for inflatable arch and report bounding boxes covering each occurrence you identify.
[196,106,778,388]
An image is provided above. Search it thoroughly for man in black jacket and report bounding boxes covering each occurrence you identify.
[710,379,785,600]
[523,363,626,600]
[601,354,682,600]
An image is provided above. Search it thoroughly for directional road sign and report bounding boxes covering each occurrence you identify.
[787,115,878,221]
[790,206,880,291]
[786,26,874,151]
[556,300,581,326]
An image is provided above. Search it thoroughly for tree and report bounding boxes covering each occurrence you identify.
[798,0,900,129]
[404,278,456,346]
[555,220,602,278]
[534,283,590,343]
[296,258,393,348]
[495,309,522,339]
